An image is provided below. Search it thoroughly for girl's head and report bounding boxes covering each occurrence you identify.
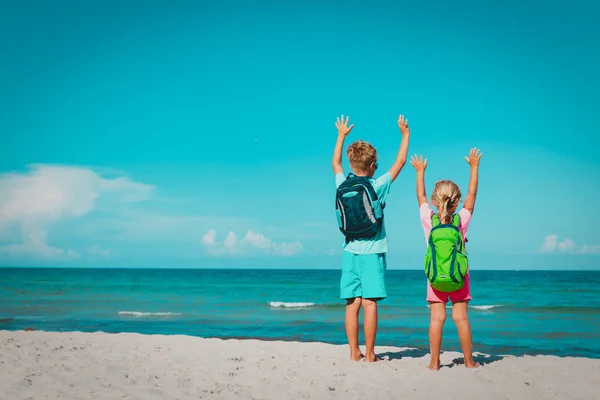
[431,180,462,224]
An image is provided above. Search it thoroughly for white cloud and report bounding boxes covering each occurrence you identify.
[558,238,576,252]
[201,228,218,246]
[223,231,238,252]
[85,245,114,259]
[0,164,153,259]
[580,244,600,254]
[243,230,272,250]
[539,235,600,254]
[200,229,303,256]
[0,223,80,259]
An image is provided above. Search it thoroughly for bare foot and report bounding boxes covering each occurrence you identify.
[350,352,365,361]
[365,354,383,362]
[465,361,480,368]
[428,360,441,371]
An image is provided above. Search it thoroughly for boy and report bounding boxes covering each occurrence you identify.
[332,114,411,362]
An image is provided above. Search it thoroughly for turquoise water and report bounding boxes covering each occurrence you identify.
[1,268,599,358]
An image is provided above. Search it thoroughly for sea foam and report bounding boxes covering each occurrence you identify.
[268,302,315,308]
[426,304,502,310]
[471,305,502,310]
[118,311,182,317]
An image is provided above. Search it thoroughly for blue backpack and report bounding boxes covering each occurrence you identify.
[335,173,384,240]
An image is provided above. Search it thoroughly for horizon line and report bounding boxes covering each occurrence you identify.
[1,266,598,272]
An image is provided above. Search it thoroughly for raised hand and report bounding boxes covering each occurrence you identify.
[398,115,410,136]
[410,154,427,172]
[335,115,354,137]
[464,148,483,167]
[463,148,482,213]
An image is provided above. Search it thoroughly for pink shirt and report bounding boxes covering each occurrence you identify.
[419,203,472,245]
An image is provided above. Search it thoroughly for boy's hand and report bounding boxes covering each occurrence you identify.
[410,154,427,172]
[388,114,411,182]
[332,115,353,174]
[398,115,410,136]
[335,115,354,137]
[464,147,483,167]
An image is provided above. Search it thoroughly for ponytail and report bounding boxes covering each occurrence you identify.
[438,195,451,224]
[431,180,462,225]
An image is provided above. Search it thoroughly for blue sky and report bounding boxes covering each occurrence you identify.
[0,0,598,269]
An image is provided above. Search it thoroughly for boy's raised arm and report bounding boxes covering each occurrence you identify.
[410,155,428,206]
[388,115,411,182]
[332,115,354,175]
[463,147,483,214]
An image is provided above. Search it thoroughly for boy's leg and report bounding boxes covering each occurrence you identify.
[428,302,446,370]
[451,301,479,368]
[360,253,387,362]
[345,297,363,361]
[340,251,363,361]
[362,298,380,362]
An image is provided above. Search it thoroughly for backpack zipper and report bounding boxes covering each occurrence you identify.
[449,238,461,284]
[337,198,347,230]
[428,235,438,283]
[362,190,376,223]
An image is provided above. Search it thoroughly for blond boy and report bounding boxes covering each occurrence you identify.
[332,115,410,361]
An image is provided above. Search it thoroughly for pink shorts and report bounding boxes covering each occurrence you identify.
[427,274,472,303]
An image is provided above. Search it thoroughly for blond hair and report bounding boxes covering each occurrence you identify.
[346,140,377,173]
[431,180,462,224]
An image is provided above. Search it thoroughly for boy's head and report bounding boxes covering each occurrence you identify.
[347,140,378,177]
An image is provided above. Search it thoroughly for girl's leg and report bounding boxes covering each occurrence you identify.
[428,302,446,370]
[451,301,479,368]
[345,297,363,361]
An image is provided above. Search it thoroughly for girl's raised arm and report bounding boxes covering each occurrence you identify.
[463,148,483,214]
[410,154,428,206]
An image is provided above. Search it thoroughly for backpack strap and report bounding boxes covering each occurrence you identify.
[451,214,461,227]
[432,213,460,227]
[451,214,467,250]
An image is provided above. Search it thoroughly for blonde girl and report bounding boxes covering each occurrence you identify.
[410,148,482,370]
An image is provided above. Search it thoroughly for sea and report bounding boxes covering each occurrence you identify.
[1,268,599,359]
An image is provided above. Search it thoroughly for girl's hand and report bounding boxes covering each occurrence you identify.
[464,147,483,167]
[410,154,428,172]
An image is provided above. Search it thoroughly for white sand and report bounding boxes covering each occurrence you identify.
[1,330,598,400]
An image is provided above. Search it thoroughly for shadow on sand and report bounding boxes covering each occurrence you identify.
[445,353,506,368]
[379,348,430,360]
[378,348,506,367]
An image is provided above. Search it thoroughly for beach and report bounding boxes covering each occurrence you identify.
[1,330,599,400]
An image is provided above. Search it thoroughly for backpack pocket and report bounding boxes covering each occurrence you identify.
[336,199,345,231]
[424,250,434,283]
[454,250,468,282]
[449,238,468,284]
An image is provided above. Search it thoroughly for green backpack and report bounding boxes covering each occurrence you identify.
[424,214,468,292]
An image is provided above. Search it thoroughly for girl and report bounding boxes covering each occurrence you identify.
[410,148,482,370]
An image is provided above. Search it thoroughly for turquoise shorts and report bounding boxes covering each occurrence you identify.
[340,251,387,300]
